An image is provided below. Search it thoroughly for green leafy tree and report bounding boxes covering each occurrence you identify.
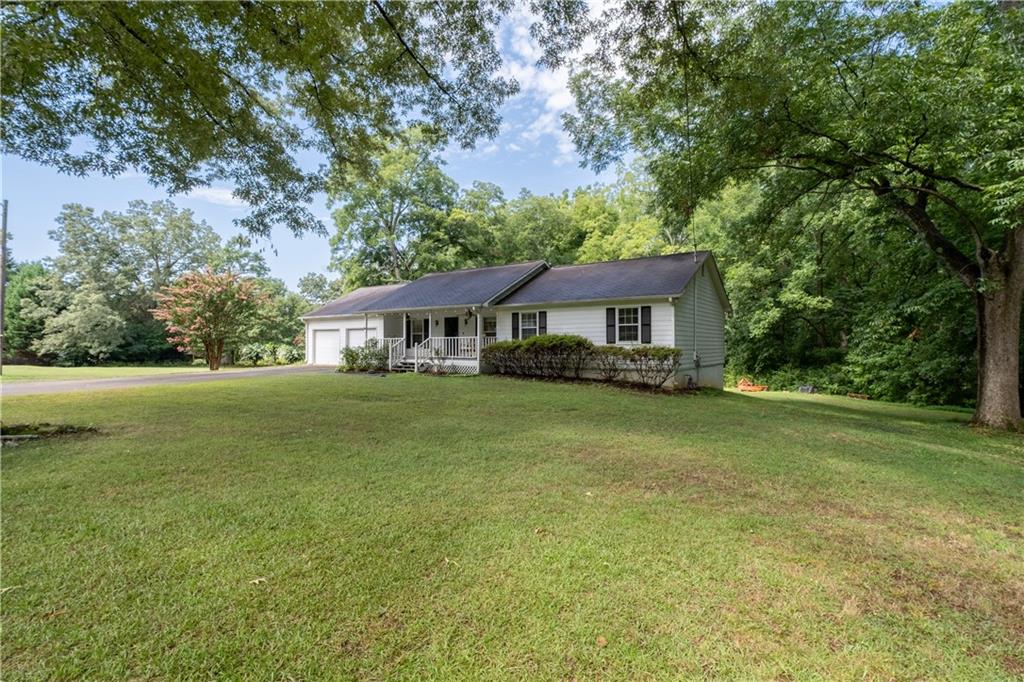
[152,269,264,370]
[555,0,1024,428]
[30,283,125,365]
[2,260,47,359]
[297,273,345,305]
[2,2,517,236]
[329,129,458,286]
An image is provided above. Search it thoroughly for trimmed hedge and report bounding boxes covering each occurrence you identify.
[482,335,683,388]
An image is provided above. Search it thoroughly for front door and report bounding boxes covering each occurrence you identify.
[444,316,459,337]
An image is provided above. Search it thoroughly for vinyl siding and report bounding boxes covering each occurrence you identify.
[674,263,726,386]
[496,301,675,346]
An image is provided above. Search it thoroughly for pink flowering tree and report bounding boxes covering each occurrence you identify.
[152,269,264,370]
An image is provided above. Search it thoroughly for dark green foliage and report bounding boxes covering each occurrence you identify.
[2,261,47,359]
[2,2,516,236]
[483,335,680,388]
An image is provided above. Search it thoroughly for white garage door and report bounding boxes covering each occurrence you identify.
[346,328,376,348]
[312,330,341,365]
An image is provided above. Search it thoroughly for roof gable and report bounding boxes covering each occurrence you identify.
[348,260,546,312]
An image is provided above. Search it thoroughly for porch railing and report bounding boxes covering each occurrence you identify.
[482,336,498,349]
[413,336,478,372]
[383,337,404,370]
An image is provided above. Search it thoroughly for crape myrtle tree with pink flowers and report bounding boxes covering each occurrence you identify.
[152,270,266,370]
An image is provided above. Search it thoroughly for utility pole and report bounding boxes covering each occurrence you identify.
[1,199,7,376]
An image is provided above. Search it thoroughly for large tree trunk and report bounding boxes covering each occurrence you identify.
[973,231,1024,429]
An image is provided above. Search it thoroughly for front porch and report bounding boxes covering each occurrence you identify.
[379,309,498,374]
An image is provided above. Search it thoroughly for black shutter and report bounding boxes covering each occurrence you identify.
[606,308,616,344]
[511,312,520,340]
[538,311,547,335]
[423,318,430,340]
[641,305,652,343]
[405,317,412,348]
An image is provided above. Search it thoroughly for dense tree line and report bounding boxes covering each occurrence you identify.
[3,201,310,365]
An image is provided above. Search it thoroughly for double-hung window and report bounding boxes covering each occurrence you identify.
[483,316,497,337]
[520,312,539,339]
[617,307,640,342]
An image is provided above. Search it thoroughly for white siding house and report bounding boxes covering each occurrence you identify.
[301,252,730,387]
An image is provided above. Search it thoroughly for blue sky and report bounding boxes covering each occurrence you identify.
[1,8,610,289]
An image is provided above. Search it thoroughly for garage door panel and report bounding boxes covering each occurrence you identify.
[346,328,376,348]
[312,330,340,365]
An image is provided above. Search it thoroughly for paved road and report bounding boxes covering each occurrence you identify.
[2,365,332,397]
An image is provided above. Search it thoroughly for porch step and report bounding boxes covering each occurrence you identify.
[391,359,417,372]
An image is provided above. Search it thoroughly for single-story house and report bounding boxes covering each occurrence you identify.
[302,251,731,387]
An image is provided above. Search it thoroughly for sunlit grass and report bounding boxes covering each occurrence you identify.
[3,374,1022,679]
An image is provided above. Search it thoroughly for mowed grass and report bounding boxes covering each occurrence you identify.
[1,364,222,382]
[2,374,1023,680]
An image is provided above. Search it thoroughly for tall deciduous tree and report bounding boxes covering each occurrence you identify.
[152,270,264,370]
[1,2,517,236]
[329,128,457,286]
[555,1,1024,428]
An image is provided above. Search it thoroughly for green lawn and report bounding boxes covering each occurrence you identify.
[3,374,1022,679]
[1,364,220,382]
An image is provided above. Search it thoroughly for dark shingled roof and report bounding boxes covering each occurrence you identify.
[497,252,711,305]
[348,260,547,312]
[302,284,405,318]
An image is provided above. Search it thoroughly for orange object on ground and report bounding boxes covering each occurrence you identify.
[737,377,768,392]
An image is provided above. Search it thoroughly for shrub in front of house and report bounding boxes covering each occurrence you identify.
[340,340,389,372]
[627,346,683,388]
[482,335,594,379]
[592,345,630,382]
[238,343,264,366]
[484,338,682,388]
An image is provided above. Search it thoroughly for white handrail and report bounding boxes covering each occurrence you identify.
[425,336,477,359]
[384,337,404,370]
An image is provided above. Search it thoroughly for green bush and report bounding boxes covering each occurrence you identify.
[274,343,303,365]
[340,340,388,372]
[626,346,682,388]
[237,343,264,366]
[592,345,630,382]
[482,335,594,379]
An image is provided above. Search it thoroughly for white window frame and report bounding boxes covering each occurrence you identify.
[616,306,640,344]
[520,311,539,339]
[483,316,497,337]
[411,318,427,345]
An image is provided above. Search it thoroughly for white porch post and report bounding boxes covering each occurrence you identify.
[476,307,483,373]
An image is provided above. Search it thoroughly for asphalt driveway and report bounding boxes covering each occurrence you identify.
[2,365,331,397]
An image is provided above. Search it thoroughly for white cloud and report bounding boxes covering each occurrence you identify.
[497,7,580,167]
[184,186,246,207]
[507,143,523,152]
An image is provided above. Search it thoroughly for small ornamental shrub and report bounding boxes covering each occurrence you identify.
[481,340,521,375]
[626,346,682,388]
[342,340,389,372]
[340,346,361,371]
[593,345,630,381]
